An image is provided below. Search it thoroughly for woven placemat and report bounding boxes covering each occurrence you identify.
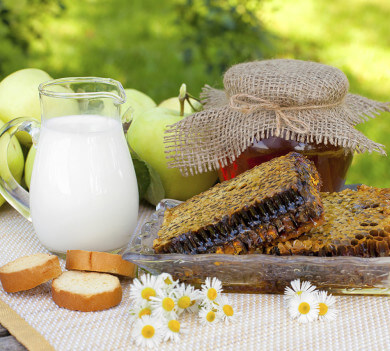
[0,203,390,351]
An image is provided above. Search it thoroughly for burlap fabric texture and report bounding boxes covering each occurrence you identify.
[165,59,389,175]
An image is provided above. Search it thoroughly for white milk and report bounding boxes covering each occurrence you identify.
[30,114,139,253]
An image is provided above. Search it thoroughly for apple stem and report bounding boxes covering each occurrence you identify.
[186,97,197,111]
[178,83,203,115]
[186,94,203,112]
[186,92,201,102]
[179,83,186,117]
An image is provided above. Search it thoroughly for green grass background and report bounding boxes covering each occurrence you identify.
[1,0,389,186]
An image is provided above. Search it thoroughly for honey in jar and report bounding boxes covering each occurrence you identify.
[218,137,353,192]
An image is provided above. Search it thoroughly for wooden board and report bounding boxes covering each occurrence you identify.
[0,325,26,351]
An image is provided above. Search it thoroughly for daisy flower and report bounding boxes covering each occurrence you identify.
[199,277,223,306]
[288,291,319,324]
[187,298,201,314]
[215,295,240,325]
[150,289,178,319]
[314,290,338,322]
[131,315,163,349]
[173,283,200,315]
[162,318,188,343]
[130,274,163,305]
[284,279,317,302]
[199,305,221,326]
[159,272,179,293]
[129,302,153,323]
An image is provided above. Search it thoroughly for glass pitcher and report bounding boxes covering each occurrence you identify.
[0,77,139,255]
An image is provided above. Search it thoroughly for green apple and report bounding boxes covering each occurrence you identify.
[121,88,156,122]
[24,146,36,189]
[159,96,202,114]
[127,107,217,201]
[0,68,52,145]
[0,121,24,207]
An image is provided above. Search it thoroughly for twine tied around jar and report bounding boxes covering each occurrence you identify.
[229,93,346,136]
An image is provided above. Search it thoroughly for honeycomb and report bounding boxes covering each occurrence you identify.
[266,185,390,257]
[153,152,324,254]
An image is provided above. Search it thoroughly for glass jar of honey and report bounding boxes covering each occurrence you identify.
[218,137,353,192]
[165,60,386,183]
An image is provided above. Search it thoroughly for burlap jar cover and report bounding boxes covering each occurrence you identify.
[165,59,389,175]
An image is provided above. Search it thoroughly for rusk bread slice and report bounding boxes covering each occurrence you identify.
[0,253,62,293]
[51,271,122,312]
[66,250,136,278]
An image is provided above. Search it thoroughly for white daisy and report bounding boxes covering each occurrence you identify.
[215,295,240,325]
[162,318,188,343]
[131,315,163,349]
[284,279,317,302]
[130,274,163,305]
[173,283,200,315]
[129,302,153,323]
[159,272,179,292]
[314,290,338,322]
[199,277,223,306]
[199,305,221,326]
[150,289,178,319]
[187,298,201,314]
[288,291,319,324]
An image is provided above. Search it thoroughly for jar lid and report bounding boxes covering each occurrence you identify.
[165,59,389,175]
[224,60,349,106]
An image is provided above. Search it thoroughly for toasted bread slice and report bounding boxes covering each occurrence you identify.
[51,271,122,312]
[0,253,62,293]
[154,152,323,254]
[65,250,136,278]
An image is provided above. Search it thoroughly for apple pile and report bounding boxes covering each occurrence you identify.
[0,69,217,208]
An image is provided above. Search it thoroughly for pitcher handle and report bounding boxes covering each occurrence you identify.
[0,117,41,221]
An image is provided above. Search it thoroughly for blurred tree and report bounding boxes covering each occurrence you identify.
[176,0,275,76]
[0,0,64,75]
[0,0,387,186]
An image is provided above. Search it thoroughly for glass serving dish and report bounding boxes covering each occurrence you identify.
[123,199,390,295]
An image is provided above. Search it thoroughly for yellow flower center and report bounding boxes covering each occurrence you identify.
[319,303,328,316]
[164,277,173,285]
[141,287,156,301]
[168,320,181,333]
[138,308,152,318]
[298,302,311,315]
[207,288,217,301]
[223,304,234,317]
[296,291,303,296]
[162,297,175,311]
[178,296,191,309]
[141,325,155,339]
[206,311,216,322]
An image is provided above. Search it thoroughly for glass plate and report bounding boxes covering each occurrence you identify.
[123,199,390,295]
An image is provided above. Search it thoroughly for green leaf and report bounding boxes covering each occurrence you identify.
[130,149,165,206]
[131,153,150,199]
[143,163,165,206]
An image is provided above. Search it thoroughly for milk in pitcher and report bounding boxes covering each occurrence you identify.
[30,114,139,253]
